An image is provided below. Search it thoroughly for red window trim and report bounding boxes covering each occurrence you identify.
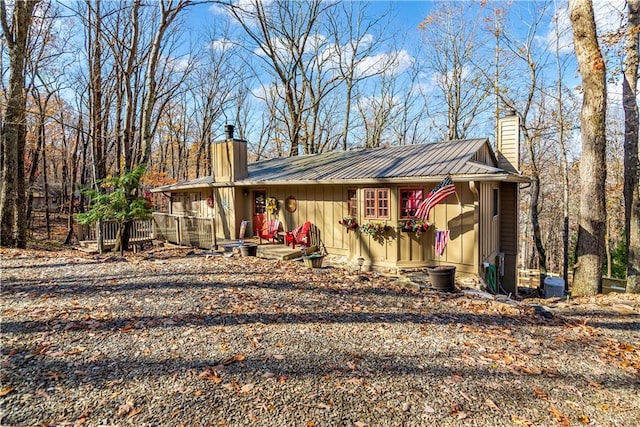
[399,188,424,219]
[364,188,390,219]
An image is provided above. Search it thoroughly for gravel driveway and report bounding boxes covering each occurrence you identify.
[1,248,639,426]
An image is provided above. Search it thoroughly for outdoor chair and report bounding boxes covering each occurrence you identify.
[259,219,280,244]
[285,221,312,249]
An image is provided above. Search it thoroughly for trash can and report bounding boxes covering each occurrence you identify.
[544,276,565,298]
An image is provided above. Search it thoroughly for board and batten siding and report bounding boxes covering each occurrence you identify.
[246,185,350,255]
[479,182,501,266]
[422,183,476,274]
[499,182,519,293]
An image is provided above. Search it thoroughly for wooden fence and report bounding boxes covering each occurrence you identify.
[152,213,215,249]
[518,269,627,293]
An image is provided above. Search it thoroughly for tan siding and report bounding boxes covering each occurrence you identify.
[212,140,248,182]
[499,182,519,293]
[497,115,520,173]
[479,183,500,264]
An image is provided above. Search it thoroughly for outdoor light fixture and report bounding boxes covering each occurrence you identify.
[243,189,249,197]
[357,257,365,271]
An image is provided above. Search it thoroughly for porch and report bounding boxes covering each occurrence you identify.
[78,212,322,260]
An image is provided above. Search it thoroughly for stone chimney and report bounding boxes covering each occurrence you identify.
[212,124,248,182]
[496,110,520,174]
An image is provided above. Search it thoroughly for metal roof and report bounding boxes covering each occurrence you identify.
[152,138,527,192]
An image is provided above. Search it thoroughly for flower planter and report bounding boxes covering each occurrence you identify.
[427,266,456,292]
[303,254,324,268]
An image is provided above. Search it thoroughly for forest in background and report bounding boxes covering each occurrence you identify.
[1,0,638,292]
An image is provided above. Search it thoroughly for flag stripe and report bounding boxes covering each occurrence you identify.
[435,229,450,257]
[415,177,456,220]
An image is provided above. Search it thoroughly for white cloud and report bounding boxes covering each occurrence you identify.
[355,49,414,78]
[208,38,236,52]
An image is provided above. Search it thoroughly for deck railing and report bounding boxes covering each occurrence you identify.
[77,219,154,248]
[152,213,216,249]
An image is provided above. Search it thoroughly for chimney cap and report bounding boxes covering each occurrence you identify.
[503,108,517,117]
[224,124,234,139]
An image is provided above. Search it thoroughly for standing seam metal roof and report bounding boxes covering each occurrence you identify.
[152,138,523,192]
[244,138,491,182]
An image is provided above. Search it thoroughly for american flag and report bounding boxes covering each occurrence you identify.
[415,177,456,220]
[435,229,450,257]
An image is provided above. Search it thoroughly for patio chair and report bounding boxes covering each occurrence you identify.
[259,219,280,244]
[285,221,312,249]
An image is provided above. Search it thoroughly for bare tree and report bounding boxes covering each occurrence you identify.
[0,0,38,247]
[226,0,332,156]
[138,0,191,167]
[418,2,491,141]
[624,0,639,293]
[497,1,554,282]
[569,0,608,296]
[328,1,392,151]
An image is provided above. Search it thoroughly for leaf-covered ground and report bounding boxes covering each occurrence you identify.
[1,247,638,426]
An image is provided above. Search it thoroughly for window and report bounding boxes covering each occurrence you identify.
[400,189,424,219]
[347,189,358,217]
[493,188,499,217]
[364,188,389,219]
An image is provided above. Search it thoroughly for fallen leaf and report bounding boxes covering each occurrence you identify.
[128,407,143,418]
[402,402,411,412]
[306,421,315,427]
[354,422,368,427]
[273,354,286,360]
[240,383,255,393]
[532,386,549,400]
[0,386,15,396]
[578,415,590,424]
[199,368,222,383]
[485,398,500,411]
[511,415,535,426]
[117,401,134,417]
[548,406,570,426]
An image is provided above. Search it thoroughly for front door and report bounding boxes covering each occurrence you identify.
[253,190,267,237]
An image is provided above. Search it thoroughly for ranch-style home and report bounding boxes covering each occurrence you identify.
[151,113,528,294]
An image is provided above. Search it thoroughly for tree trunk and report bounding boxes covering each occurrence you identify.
[0,0,37,248]
[624,0,640,293]
[569,0,607,296]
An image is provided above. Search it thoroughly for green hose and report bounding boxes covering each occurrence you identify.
[486,264,497,293]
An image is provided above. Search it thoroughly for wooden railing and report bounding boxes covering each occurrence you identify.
[518,268,627,293]
[152,213,215,249]
[77,219,154,248]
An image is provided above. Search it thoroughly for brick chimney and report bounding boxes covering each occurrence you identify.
[496,110,520,174]
[212,124,248,182]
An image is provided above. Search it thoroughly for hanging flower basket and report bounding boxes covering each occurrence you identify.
[339,216,359,233]
[399,219,430,237]
[359,222,390,238]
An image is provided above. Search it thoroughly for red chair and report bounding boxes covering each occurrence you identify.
[259,219,280,244]
[285,221,311,249]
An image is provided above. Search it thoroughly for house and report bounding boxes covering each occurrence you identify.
[151,113,527,293]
